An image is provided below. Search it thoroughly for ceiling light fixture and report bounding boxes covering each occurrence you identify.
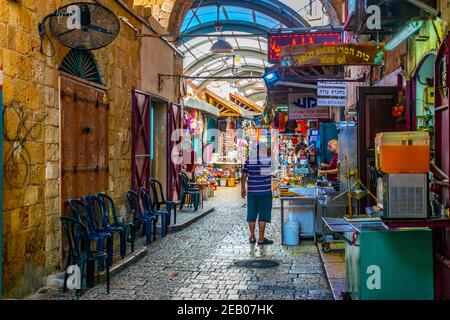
[385,20,424,51]
[210,6,234,54]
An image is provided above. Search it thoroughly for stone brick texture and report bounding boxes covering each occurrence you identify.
[1,0,181,298]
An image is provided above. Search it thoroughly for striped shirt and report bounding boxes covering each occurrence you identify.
[242,157,272,195]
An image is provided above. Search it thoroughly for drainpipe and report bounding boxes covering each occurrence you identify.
[0,67,3,299]
[114,0,184,57]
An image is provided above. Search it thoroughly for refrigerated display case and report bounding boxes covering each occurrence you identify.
[317,123,337,165]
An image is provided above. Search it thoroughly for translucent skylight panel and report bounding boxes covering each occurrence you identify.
[235,38,265,51]
[224,6,255,23]
[180,37,207,51]
[181,11,195,32]
[243,57,265,66]
[191,58,231,76]
[183,54,197,68]
[195,6,220,24]
[254,12,279,29]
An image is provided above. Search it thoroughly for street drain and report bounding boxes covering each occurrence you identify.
[233,259,280,269]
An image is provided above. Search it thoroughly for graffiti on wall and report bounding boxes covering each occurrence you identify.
[2,101,48,188]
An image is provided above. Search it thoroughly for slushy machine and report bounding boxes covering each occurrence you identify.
[375,132,430,219]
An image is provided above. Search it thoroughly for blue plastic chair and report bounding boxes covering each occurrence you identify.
[83,195,127,262]
[61,216,110,297]
[149,178,178,225]
[179,172,200,211]
[125,190,156,245]
[97,193,136,253]
[67,199,113,271]
[140,187,170,238]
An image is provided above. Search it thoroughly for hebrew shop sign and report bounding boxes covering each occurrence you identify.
[282,43,384,67]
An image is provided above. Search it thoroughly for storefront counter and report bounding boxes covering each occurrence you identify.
[384,218,450,300]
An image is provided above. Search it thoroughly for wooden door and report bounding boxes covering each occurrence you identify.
[131,90,152,191]
[357,86,398,202]
[60,74,109,257]
[167,103,182,200]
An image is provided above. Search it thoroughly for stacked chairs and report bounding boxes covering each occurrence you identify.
[125,190,156,245]
[97,193,136,253]
[140,187,170,238]
[149,178,178,225]
[83,195,127,264]
[67,199,113,271]
[125,185,172,244]
[61,216,110,297]
[179,172,200,211]
[62,193,136,296]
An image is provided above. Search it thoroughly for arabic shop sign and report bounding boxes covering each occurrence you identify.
[282,43,384,67]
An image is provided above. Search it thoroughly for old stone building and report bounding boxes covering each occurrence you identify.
[1,0,182,298]
[1,0,348,299]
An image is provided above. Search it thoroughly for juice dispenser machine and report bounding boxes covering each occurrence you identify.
[375,132,430,219]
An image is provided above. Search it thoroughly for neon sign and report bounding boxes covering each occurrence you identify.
[268,32,342,63]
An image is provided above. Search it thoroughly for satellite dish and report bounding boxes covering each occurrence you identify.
[42,2,120,50]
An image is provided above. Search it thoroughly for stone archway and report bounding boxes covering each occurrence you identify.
[167,0,195,33]
[166,0,343,33]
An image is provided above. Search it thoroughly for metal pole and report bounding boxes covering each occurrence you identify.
[0,67,3,299]
[159,74,263,80]
[137,33,268,38]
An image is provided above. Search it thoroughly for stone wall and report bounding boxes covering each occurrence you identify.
[1,0,181,298]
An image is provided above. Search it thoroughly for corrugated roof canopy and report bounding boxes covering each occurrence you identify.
[179,0,312,104]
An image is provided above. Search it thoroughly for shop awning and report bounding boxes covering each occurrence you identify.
[183,97,221,117]
[204,89,253,118]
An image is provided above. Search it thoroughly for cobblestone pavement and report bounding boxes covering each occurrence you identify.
[35,187,332,300]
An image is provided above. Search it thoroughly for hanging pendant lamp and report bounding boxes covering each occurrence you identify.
[210,6,234,54]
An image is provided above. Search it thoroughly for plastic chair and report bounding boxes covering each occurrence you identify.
[61,216,110,297]
[67,199,113,271]
[125,190,156,245]
[140,187,170,238]
[179,172,200,211]
[149,178,178,225]
[97,193,136,253]
[83,195,127,262]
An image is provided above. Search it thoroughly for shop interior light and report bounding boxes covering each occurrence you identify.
[385,20,424,51]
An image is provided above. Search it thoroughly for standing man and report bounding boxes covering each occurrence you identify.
[241,143,274,245]
[318,139,339,182]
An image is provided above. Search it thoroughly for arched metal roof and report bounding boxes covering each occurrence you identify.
[179,0,317,102]
[186,0,308,30]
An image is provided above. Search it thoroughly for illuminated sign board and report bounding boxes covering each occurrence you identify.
[268,31,342,63]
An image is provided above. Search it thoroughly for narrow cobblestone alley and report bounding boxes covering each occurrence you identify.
[36,188,332,300]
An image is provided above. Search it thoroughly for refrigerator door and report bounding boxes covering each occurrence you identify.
[338,122,358,191]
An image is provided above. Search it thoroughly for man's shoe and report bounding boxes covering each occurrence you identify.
[249,238,256,244]
[258,238,274,245]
